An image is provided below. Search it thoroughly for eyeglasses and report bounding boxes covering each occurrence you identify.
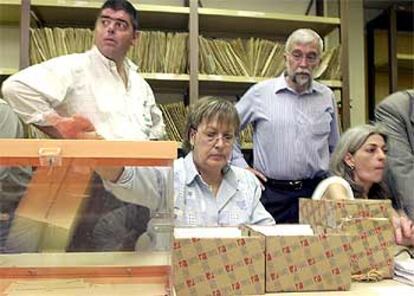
[288,50,319,65]
[194,128,235,146]
[98,15,131,32]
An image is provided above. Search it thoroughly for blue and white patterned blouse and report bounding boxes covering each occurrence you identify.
[105,152,275,226]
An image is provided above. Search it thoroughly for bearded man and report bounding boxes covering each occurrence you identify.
[232,28,340,223]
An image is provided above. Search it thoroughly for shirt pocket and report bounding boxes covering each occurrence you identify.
[309,112,332,139]
[220,209,249,225]
[220,194,250,225]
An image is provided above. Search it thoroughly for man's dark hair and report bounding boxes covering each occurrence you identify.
[101,0,139,31]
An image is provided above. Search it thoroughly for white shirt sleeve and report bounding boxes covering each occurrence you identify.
[1,56,76,125]
[311,176,354,200]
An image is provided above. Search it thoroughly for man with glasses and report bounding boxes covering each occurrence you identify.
[232,28,340,223]
[2,0,164,140]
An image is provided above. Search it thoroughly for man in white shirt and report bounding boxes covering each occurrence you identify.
[2,0,165,140]
[1,0,165,252]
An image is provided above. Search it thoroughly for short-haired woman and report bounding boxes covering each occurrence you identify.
[101,97,275,226]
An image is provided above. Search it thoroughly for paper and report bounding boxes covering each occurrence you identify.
[174,226,242,238]
[249,224,314,236]
[394,257,414,286]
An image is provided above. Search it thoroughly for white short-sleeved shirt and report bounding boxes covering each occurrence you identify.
[311,176,354,200]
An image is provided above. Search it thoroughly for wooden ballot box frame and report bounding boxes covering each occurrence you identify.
[0,139,177,295]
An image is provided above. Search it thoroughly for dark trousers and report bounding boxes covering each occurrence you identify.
[261,178,324,223]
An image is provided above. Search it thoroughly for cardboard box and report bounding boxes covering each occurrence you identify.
[299,199,395,279]
[299,199,392,229]
[248,226,352,292]
[339,218,395,278]
[173,227,265,296]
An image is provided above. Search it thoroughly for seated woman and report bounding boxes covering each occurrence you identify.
[100,97,275,227]
[312,124,414,246]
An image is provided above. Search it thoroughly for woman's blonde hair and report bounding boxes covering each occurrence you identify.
[182,96,240,153]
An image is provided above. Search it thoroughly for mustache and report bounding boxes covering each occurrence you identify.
[294,70,311,75]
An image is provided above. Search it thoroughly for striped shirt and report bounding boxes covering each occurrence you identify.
[232,74,339,180]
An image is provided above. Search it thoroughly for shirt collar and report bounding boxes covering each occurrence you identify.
[90,46,138,73]
[183,152,199,185]
[183,152,237,189]
[274,72,321,95]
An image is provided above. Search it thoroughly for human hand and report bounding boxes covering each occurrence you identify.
[246,167,267,190]
[45,113,101,139]
[392,215,414,247]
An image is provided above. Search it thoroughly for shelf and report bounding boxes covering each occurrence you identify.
[397,53,414,70]
[241,143,253,150]
[318,80,342,88]
[30,0,189,30]
[141,73,189,93]
[0,0,20,25]
[199,7,340,38]
[0,67,17,76]
[198,74,342,95]
[376,54,414,72]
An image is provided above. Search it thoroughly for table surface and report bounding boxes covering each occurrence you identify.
[272,279,413,296]
[1,252,413,295]
[0,279,412,296]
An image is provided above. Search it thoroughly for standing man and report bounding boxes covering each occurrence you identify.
[375,89,414,220]
[1,0,165,252]
[232,28,340,223]
[2,0,165,140]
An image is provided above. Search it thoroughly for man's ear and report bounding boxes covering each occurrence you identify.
[131,30,139,46]
[283,51,288,63]
[344,152,355,168]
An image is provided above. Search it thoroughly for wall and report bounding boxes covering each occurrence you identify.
[0,25,20,73]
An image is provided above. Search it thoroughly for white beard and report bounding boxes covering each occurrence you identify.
[293,73,311,87]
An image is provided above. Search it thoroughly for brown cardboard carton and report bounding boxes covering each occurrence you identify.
[250,228,352,292]
[299,199,395,279]
[299,198,392,228]
[173,227,265,296]
[339,218,395,278]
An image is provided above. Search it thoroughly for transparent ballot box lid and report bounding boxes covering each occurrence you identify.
[0,139,176,295]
